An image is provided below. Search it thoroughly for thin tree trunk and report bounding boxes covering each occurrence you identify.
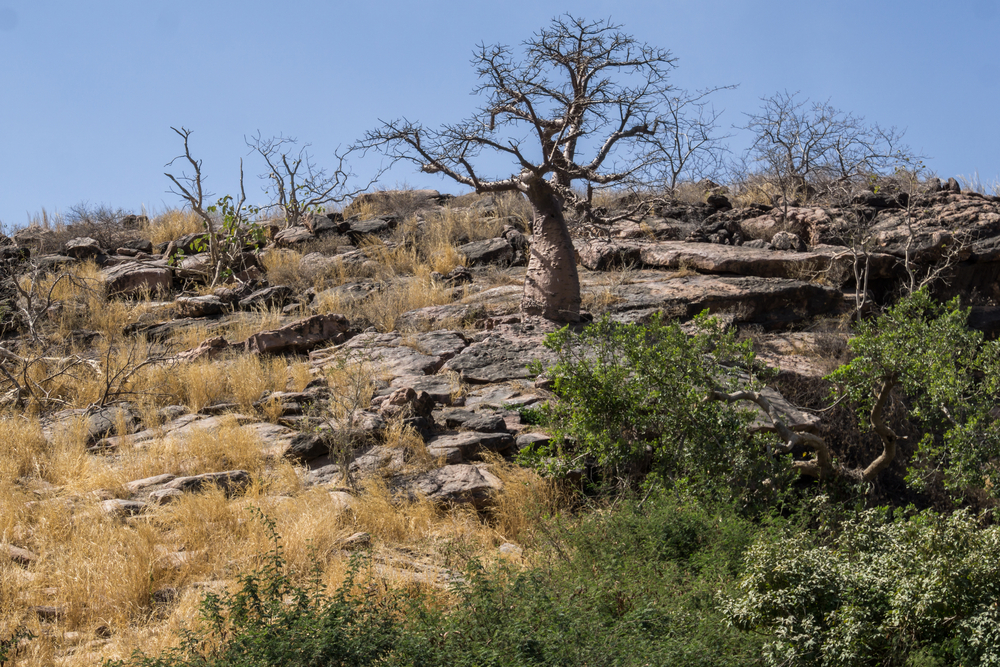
[521,177,581,322]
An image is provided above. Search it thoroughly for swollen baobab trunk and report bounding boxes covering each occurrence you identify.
[521,176,581,322]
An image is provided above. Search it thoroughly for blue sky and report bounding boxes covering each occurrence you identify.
[0,0,996,229]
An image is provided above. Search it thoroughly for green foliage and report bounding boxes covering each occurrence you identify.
[105,511,400,667]
[109,496,768,667]
[826,288,1000,493]
[524,313,779,495]
[0,627,33,666]
[724,506,1000,666]
[393,490,766,666]
[169,194,266,283]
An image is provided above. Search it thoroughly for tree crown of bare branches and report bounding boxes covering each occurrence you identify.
[360,14,723,223]
[246,132,378,227]
[741,91,914,196]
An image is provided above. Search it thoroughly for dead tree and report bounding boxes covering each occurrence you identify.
[651,86,735,192]
[246,133,381,228]
[740,91,913,218]
[165,127,222,272]
[360,15,728,323]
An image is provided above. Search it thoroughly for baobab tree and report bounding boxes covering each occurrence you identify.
[360,15,727,322]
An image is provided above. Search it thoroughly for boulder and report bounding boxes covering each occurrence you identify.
[239,285,295,311]
[176,336,232,362]
[274,226,315,247]
[103,261,172,297]
[175,252,214,280]
[371,387,435,419]
[243,313,352,355]
[575,239,642,270]
[347,217,396,239]
[118,238,154,254]
[63,237,103,260]
[164,470,250,495]
[771,231,807,252]
[389,374,460,404]
[457,237,515,266]
[101,499,147,517]
[403,464,503,508]
[304,214,343,236]
[174,295,226,319]
[424,431,514,459]
[4,544,37,567]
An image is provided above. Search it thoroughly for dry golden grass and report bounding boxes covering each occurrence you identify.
[134,352,294,413]
[731,175,781,207]
[222,307,287,342]
[0,190,591,666]
[315,268,460,332]
[260,248,307,288]
[143,209,202,246]
[0,415,570,666]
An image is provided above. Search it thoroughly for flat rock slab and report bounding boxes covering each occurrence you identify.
[605,272,841,329]
[396,303,485,330]
[347,217,396,238]
[313,331,463,383]
[126,474,177,494]
[408,330,469,360]
[462,382,543,410]
[638,240,899,281]
[425,431,514,459]
[442,329,555,384]
[396,286,522,330]
[165,470,250,495]
[438,409,507,432]
[401,464,503,508]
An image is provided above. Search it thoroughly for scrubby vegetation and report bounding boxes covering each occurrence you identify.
[5,12,1000,667]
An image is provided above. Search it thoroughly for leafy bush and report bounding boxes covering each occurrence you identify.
[525,313,780,496]
[394,490,766,667]
[109,496,768,667]
[724,506,1000,666]
[105,513,400,667]
[826,288,1000,492]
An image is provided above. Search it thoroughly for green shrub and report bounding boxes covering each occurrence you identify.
[105,513,400,667]
[393,490,767,667]
[826,288,1000,493]
[724,507,1000,666]
[109,496,768,667]
[524,313,780,497]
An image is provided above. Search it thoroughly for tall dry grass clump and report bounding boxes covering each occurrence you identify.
[142,209,202,246]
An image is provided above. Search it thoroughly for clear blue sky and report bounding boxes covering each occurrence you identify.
[1,0,996,229]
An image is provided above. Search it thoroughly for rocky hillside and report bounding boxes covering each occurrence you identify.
[1,183,999,662]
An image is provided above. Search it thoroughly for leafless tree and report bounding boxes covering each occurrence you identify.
[651,85,735,192]
[166,127,263,285]
[740,91,914,217]
[359,15,726,322]
[246,133,381,228]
